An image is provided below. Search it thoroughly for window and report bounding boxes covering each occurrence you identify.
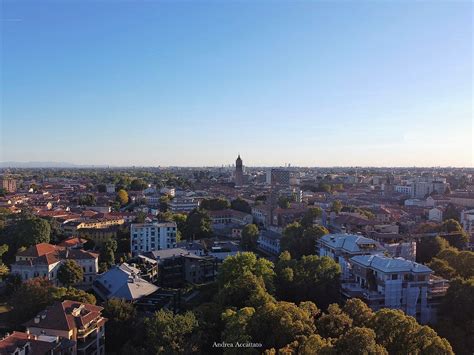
[391,274,398,280]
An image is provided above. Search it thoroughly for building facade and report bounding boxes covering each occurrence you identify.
[342,255,448,324]
[130,222,177,256]
[24,301,107,355]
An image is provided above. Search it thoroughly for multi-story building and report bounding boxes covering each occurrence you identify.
[105,184,115,194]
[0,331,75,355]
[318,234,385,279]
[0,176,17,193]
[342,255,448,324]
[93,263,159,301]
[11,243,99,287]
[24,300,107,355]
[168,198,200,213]
[257,230,282,256]
[448,193,474,208]
[207,209,253,226]
[461,209,474,246]
[62,217,124,237]
[395,185,413,196]
[143,248,217,287]
[269,168,291,186]
[130,222,177,256]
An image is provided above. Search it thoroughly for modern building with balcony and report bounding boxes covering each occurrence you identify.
[317,234,385,279]
[24,300,107,355]
[342,255,448,324]
[130,222,177,256]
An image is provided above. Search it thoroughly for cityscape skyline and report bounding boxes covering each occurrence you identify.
[1,1,473,167]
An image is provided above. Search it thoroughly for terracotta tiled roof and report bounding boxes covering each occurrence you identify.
[24,300,104,332]
[17,243,61,258]
[0,331,56,354]
[57,237,88,248]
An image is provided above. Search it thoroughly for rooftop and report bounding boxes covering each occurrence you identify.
[350,254,432,274]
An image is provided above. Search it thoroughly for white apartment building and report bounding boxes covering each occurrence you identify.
[130,222,177,256]
[342,255,448,324]
[395,185,413,196]
[168,198,200,213]
[461,209,474,237]
[318,234,385,280]
[257,230,282,256]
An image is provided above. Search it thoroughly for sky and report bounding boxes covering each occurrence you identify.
[1,0,472,167]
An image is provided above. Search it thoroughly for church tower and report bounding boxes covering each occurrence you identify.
[235,154,244,187]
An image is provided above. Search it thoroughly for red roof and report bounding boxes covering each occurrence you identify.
[0,331,56,354]
[24,300,105,332]
[17,243,61,258]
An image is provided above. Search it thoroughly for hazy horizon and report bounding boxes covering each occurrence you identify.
[1,1,473,167]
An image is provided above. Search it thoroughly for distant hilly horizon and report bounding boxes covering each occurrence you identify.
[0,161,472,169]
[0,161,109,168]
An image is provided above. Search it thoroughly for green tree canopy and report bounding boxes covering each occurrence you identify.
[144,309,199,354]
[184,208,212,240]
[57,260,84,287]
[300,207,322,228]
[200,198,230,211]
[117,189,129,205]
[231,197,252,214]
[241,224,259,251]
[280,222,328,259]
[130,178,148,191]
[103,298,137,353]
[275,252,340,309]
[218,252,275,292]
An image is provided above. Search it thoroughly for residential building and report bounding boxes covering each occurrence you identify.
[448,193,474,208]
[0,331,75,355]
[207,209,253,226]
[11,243,99,287]
[0,176,17,193]
[105,184,115,194]
[130,222,177,256]
[143,248,217,287]
[461,209,474,238]
[257,230,282,256]
[318,234,385,279]
[428,207,443,222]
[341,255,448,324]
[395,185,413,196]
[269,168,291,186]
[62,217,124,237]
[93,263,159,302]
[168,198,200,213]
[24,300,107,355]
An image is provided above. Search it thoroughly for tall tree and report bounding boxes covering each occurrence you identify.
[300,207,322,228]
[117,189,129,205]
[103,298,137,353]
[184,208,212,240]
[57,260,84,287]
[241,224,259,250]
[280,222,328,258]
[231,197,252,214]
[200,198,230,211]
[130,178,148,191]
[144,309,199,354]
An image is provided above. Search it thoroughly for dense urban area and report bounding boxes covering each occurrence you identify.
[0,157,473,354]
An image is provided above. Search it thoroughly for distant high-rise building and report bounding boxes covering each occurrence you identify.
[269,168,291,186]
[235,155,244,187]
[0,176,16,193]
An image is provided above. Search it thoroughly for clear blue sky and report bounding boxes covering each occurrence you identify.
[1,0,472,167]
